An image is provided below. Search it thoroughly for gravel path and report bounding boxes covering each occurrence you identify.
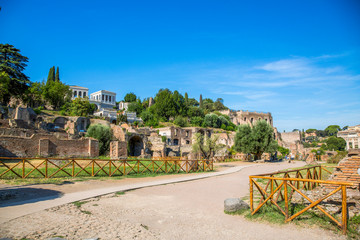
[0,161,346,240]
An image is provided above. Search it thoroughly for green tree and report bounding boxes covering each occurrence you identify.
[184,92,188,105]
[190,116,204,127]
[174,116,188,127]
[124,92,137,102]
[278,146,290,156]
[68,98,95,116]
[86,124,113,155]
[152,88,177,120]
[140,110,159,127]
[47,66,55,84]
[42,80,71,109]
[127,101,143,115]
[23,81,44,108]
[117,114,128,124]
[325,125,341,136]
[0,44,30,104]
[325,136,346,151]
[55,66,60,82]
[306,128,317,133]
[203,113,220,128]
[192,133,220,159]
[199,94,203,108]
[234,120,278,160]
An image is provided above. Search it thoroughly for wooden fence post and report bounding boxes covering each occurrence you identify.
[250,177,253,212]
[284,180,289,220]
[342,185,347,234]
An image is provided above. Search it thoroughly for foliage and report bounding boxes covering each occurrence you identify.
[306,128,317,133]
[62,98,96,116]
[161,136,166,142]
[324,125,341,136]
[127,101,143,115]
[192,133,220,159]
[116,114,128,124]
[42,80,71,109]
[234,120,278,160]
[23,81,44,107]
[324,136,346,151]
[174,115,188,127]
[47,66,55,84]
[140,110,159,127]
[190,116,204,127]
[278,146,290,156]
[152,89,178,121]
[124,92,137,102]
[0,44,30,104]
[86,124,113,155]
[327,151,347,164]
[55,66,60,82]
[311,148,325,155]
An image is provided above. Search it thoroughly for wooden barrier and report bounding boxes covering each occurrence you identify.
[0,157,213,179]
[249,165,354,234]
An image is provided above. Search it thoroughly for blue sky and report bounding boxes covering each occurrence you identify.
[1,0,359,131]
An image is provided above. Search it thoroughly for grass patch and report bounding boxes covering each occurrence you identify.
[225,202,360,239]
[73,200,87,208]
[115,191,125,196]
[0,159,214,186]
[80,210,92,215]
[141,224,149,230]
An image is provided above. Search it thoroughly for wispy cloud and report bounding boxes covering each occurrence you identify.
[182,54,360,130]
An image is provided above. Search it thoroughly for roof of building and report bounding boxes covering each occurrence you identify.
[90,90,116,95]
[69,85,89,90]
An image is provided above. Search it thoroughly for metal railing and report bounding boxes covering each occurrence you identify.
[0,157,213,179]
[249,165,354,234]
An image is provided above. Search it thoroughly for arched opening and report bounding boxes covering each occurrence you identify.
[250,118,253,124]
[111,119,116,124]
[128,136,143,157]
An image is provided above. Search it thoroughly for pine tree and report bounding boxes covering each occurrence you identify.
[199,94,203,108]
[55,66,60,82]
[0,44,30,104]
[47,66,55,84]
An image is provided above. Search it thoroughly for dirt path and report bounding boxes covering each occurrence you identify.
[0,161,345,240]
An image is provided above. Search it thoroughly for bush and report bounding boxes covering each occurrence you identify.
[33,106,44,115]
[174,116,188,127]
[161,136,167,142]
[86,124,113,156]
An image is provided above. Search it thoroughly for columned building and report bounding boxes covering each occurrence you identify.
[90,90,116,109]
[69,86,89,100]
[338,125,360,150]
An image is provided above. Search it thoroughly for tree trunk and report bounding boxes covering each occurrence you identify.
[254,152,262,160]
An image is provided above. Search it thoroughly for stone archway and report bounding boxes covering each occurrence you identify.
[128,136,144,157]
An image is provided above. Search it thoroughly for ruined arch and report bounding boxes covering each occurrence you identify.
[111,119,116,124]
[128,136,144,157]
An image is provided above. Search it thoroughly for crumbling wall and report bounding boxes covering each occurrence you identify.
[0,134,99,158]
[109,140,128,159]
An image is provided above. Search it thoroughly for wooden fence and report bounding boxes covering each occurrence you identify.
[249,165,354,234]
[0,157,213,179]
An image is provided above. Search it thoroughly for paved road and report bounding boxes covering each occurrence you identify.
[0,162,260,223]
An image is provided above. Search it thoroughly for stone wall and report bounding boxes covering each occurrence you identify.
[220,109,273,127]
[281,131,301,144]
[0,134,99,157]
[109,140,128,159]
[111,124,126,141]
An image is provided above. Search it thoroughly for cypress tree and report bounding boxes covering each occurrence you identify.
[55,66,60,82]
[47,66,55,84]
[185,92,188,104]
[199,94,203,108]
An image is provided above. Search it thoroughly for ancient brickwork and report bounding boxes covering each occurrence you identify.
[109,140,128,159]
[0,134,99,158]
[331,156,360,189]
[111,124,126,141]
[220,109,273,127]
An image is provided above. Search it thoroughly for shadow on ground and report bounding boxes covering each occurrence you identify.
[0,187,63,207]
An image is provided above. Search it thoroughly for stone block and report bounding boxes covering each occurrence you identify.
[224,198,249,212]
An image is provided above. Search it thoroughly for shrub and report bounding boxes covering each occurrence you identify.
[86,124,112,155]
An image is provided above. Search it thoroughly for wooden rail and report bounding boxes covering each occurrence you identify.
[249,165,354,234]
[0,157,213,179]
